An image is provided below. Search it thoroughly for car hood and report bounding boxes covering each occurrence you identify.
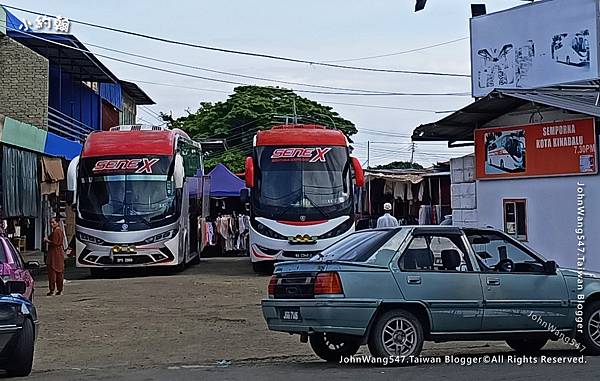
[560,267,600,279]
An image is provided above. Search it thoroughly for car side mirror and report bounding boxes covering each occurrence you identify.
[240,188,250,204]
[5,281,26,295]
[544,260,557,275]
[25,261,40,271]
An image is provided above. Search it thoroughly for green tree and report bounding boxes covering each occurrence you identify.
[161,86,357,171]
[374,161,424,170]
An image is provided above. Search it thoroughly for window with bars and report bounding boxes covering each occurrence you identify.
[503,199,527,241]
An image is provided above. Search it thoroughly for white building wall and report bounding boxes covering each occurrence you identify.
[477,175,599,271]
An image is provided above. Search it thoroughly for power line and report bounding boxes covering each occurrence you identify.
[6,27,470,97]
[125,79,231,94]
[323,37,469,63]
[3,4,471,78]
[85,42,471,96]
[123,79,467,113]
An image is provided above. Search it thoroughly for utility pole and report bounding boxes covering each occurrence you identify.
[410,142,415,164]
[292,97,298,124]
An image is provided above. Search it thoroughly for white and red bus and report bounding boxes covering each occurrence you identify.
[67,125,207,275]
[242,124,364,273]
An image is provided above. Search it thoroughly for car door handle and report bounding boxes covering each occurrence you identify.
[486,277,501,286]
[407,276,421,284]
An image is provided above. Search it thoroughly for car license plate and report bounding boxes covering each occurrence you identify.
[279,307,301,321]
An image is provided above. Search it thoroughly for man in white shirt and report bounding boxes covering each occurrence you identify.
[377,203,399,228]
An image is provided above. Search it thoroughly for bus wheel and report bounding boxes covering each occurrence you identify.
[252,261,274,275]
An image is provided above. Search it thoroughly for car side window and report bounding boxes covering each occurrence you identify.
[6,240,24,268]
[364,229,409,266]
[466,231,544,273]
[399,234,472,272]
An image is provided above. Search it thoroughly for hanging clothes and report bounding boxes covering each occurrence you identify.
[383,181,394,195]
[418,182,425,202]
[406,183,414,201]
[393,182,406,201]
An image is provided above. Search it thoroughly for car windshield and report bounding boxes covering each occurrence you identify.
[254,146,351,220]
[312,229,404,264]
[79,175,176,225]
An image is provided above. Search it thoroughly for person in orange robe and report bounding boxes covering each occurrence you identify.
[43,217,65,296]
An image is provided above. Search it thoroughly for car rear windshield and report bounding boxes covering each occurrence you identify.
[312,229,399,263]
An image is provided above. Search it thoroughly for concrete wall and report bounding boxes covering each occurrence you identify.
[477,175,599,271]
[0,35,49,128]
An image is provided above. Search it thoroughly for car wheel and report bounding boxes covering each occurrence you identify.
[5,318,34,377]
[368,309,424,358]
[309,332,361,362]
[252,261,274,275]
[582,300,600,354]
[506,338,548,353]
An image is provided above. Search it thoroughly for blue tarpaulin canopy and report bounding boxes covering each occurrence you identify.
[208,163,245,197]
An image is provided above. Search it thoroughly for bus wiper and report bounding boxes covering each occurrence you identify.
[302,194,330,219]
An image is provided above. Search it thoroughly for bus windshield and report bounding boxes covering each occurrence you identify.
[254,146,352,220]
[79,175,176,227]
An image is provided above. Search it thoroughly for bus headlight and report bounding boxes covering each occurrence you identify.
[252,220,288,240]
[318,218,354,240]
[144,229,178,244]
[76,231,105,245]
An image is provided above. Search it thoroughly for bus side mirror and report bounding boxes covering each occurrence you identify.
[240,188,250,204]
[351,157,364,187]
[245,157,255,188]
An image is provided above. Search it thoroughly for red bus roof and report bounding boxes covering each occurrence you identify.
[81,129,186,158]
[256,124,348,147]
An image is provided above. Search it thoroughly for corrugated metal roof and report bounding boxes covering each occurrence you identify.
[119,80,155,105]
[412,87,600,143]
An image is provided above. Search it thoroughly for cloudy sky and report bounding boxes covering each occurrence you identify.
[5,0,525,166]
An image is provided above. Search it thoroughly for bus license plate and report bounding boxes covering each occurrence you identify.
[293,253,313,259]
[280,308,301,321]
[114,257,134,264]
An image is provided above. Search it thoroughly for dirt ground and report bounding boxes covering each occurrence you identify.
[30,257,574,375]
[31,257,315,373]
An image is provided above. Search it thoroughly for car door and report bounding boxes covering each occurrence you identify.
[465,229,571,331]
[391,228,484,333]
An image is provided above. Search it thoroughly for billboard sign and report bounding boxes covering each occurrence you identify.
[470,0,600,97]
[475,118,597,180]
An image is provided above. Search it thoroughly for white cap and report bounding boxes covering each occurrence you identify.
[383,202,392,211]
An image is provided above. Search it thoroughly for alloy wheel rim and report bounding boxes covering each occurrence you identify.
[381,317,417,356]
[589,310,600,346]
